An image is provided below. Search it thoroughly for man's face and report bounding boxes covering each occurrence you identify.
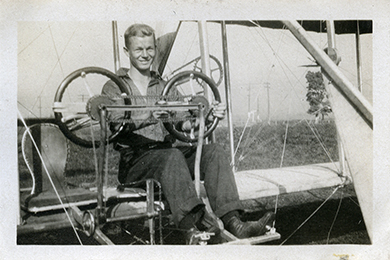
[126,35,156,72]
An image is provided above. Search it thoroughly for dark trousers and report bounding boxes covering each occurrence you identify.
[119,143,243,226]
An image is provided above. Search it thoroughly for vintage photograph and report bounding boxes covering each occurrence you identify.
[16,20,372,246]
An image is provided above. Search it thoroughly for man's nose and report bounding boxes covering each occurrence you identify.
[141,49,148,57]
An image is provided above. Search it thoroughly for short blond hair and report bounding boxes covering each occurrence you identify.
[124,24,155,48]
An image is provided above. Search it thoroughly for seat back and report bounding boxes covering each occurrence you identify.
[21,123,69,197]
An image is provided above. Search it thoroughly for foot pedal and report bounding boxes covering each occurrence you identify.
[199,211,223,234]
[266,226,276,235]
[189,231,215,245]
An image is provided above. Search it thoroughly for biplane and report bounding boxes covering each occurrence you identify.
[17,20,372,245]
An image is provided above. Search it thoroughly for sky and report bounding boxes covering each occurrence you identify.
[17,21,372,125]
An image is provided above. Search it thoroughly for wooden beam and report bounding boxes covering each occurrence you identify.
[221,21,236,171]
[282,20,372,128]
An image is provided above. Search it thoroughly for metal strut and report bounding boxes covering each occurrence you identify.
[92,102,208,244]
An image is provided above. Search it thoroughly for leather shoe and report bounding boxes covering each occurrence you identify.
[225,211,275,239]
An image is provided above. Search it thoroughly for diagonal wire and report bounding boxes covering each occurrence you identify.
[232,115,251,163]
[279,103,291,168]
[279,185,341,246]
[327,189,343,243]
[244,22,338,170]
[29,25,77,115]
[240,20,345,245]
[18,25,50,55]
[17,101,39,119]
[49,24,64,77]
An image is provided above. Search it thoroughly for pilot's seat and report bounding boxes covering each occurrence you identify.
[18,123,160,244]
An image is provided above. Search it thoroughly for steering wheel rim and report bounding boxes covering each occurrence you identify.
[53,67,130,148]
[161,70,221,143]
[193,55,223,87]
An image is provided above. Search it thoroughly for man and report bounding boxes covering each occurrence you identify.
[102,23,275,244]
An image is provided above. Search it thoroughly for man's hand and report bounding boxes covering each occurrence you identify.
[152,110,170,120]
[152,100,171,120]
[209,102,226,120]
[181,102,226,132]
[181,118,199,132]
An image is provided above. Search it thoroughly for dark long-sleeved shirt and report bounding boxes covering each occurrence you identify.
[102,68,176,149]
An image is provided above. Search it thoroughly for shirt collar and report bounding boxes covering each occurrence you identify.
[116,67,161,81]
[116,67,129,77]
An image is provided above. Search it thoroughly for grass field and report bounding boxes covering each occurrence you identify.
[215,120,339,171]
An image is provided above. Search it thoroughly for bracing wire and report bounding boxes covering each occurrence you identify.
[18,109,84,245]
[240,22,338,169]
[273,101,291,228]
[310,123,340,169]
[165,22,198,79]
[279,184,341,246]
[302,118,340,172]
[17,101,39,119]
[237,21,349,241]
[327,189,343,244]
[17,101,40,141]
[234,23,288,161]
[249,21,289,83]
[49,24,65,78]
[29,25,77,115]
[279,121,289,168]
[232,115,251,163]
[236,84,297,163]
[18,25,50,55]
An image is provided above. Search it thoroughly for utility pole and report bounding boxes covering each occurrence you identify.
[38,96,42,118]
[248,84,251,115]
[79,94,87,102]
[264,82,270,124]
[256,93,260,122]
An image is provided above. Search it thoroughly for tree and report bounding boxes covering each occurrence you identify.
[305,71,332,123]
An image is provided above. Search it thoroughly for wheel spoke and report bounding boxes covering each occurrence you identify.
[189,73,196,96]
[173,78,190,88]
[64,115,95,131]
[81,71,94,97]
[53,102,87,113]
[61,113,88,123]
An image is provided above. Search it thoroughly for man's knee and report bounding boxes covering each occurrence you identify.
[204,143,226,155]
[158,148,187,163]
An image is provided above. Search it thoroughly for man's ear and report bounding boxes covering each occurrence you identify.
[123,47,129,58]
